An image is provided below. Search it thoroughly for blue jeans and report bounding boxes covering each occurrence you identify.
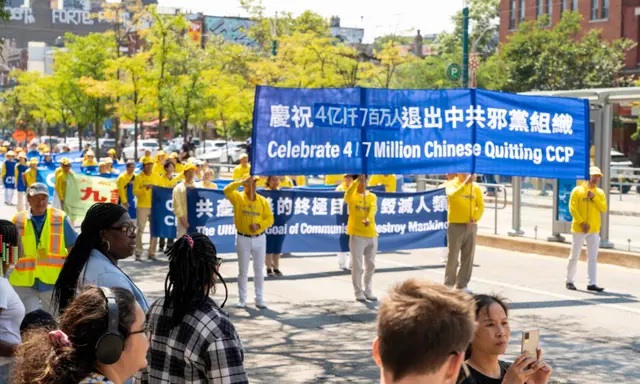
[0,362,13,384]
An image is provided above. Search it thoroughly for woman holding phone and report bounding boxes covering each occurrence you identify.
[458,294,552,384]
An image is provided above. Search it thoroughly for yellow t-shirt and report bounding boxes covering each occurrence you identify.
[232,164,251,180]
[344,180,378,238]
[55,171,71,201]
[445,180,484,224]
[133,172,156,209]
[569,182,607,233]
[279,176,294,188]
[202,181,219,189]
[223,180,274,235]
[117,172,135,204]
[324,174,343,185]
[24,169,38,188]
[368,174,397,192]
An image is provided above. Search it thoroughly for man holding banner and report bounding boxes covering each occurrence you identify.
[224,176,274,309]
[172,163,199,238]
[345,175,379,302]
[444,174,484,292]
[133,156,157,261]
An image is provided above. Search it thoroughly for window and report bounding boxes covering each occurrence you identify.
[546,0,552,17]
[561,0,567,13]
[537,0,543,17]
[573,0,578,11]
[591,0,599,20]
[509,0,516,29]
[519,0,525,21]
[602,0,609,18]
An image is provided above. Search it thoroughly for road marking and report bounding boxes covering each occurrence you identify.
[378,258,640,316]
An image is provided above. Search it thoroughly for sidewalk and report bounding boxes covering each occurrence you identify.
[484,186,640,217]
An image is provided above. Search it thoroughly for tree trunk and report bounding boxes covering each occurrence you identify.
[134,117,139,162]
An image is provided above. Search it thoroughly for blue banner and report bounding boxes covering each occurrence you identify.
[251,87,589,179]
[556,179,576,222]
[150,187,447,254]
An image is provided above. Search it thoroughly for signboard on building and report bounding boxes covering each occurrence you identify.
[203,16,257,47]
[188,21,202,45]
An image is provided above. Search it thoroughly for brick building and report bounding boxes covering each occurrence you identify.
[499,0,640,72]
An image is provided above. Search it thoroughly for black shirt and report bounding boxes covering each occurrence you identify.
[459,361,511,384]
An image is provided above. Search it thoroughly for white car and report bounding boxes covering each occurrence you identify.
[123,139,160,159]
[195,140,223,161]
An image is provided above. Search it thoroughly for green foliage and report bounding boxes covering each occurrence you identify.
[498,12,635,92]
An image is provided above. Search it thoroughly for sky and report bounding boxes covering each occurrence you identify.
[157,0,465,43]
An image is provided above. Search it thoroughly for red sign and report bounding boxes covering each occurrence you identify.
[188,21,202,44]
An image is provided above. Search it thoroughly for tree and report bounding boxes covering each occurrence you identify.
[162,36,213,139]
[143,5,187,144]
[497,12,635,92]
[364,42,416,88]
[104,51,156,161]
[61,32,117,158]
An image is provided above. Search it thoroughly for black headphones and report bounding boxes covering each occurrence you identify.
[95,287,125,365]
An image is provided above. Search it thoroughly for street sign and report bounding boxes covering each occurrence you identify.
[447,63,461,81]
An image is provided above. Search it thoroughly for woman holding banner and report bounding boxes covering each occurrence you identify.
[264,176,282,277]
[172,163,199,239]
[223,176,274,309]
[345,175,379,302]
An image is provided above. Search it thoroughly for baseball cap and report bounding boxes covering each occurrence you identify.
[142,156,154,165]
[27,182,49,197]
[108,149,116,155]
[589,166,603,176]
[183,163,197,173]
[60,157,71,166]
[29,158,38,165]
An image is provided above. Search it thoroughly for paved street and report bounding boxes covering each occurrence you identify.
[2,198,639,382]
[123,245,640,384]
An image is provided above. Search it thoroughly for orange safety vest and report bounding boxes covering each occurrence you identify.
[9,207,67,287]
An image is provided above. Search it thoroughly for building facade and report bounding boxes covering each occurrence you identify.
[499,0,640,71]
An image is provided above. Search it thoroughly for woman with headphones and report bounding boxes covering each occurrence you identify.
[12,286,149,384]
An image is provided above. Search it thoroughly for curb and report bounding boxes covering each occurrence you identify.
[484,198,640,217]
[477,234,640,269]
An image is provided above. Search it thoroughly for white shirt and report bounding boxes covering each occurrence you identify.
[0,277,25,366]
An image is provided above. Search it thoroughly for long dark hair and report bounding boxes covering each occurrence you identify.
[0,219,19,275]
[164,233,227,327]
[52,203,128,315]
[12,286,137,384]
[465,294,510,360]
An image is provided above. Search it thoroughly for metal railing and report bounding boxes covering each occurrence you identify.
[415,177,508,235]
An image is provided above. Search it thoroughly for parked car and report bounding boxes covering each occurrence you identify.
[122,139,160,160]
[98,138,117,153]
[208,140,246,163]
[195,140,223,161]
[610,149,638,194]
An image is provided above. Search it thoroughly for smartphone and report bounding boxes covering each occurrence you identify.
[521,329,540,358]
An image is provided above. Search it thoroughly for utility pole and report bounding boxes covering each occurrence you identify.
[462,2,469,88]
[271,12,278,57]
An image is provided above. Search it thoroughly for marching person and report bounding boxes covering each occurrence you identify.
[444,174,484,293]
[566,166,608,292]
[201,168,218,189]
[264,176,282,277]
[232,154,251,180]
[9,183,77,313]
[172,163,199,239]
[438,173,456,264]
[133,156,157,261]
[224,176,274,309]
[107,148,119,164]
[156,160,180,253]
[336,174,355,270]
[23,158,40,193]
[117,160,136,209]
[345,174,379,302]
[140,234,248,383]
[2,150,17,206]
[81,150,98,168]
[14,153,29,212]
[278,175,294,188]
[368,174,397,193]
[54,158,72,212]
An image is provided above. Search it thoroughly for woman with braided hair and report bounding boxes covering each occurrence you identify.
[0,220,25,383]
[52,203,149,316]
[140,233,248,384]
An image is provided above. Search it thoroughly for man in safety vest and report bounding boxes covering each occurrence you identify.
[9,182,77,313]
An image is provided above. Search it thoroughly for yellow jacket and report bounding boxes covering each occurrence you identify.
[175,162,185,174]
[294,175,306,186]
[335,182,349,192]
[368,174,397,192]
[279,176,294,188]
[155,173,180,189]
[24,168,38,188]
[445,179,484,224]
[55,171,71,201]
[82,159,98,167]
[344,180,378,238]
[569,182,607,233]
[223,180,274,235]
[324,174,343,185]
[202,181,218,189]
[117,172,135,204]
[133,171,156,209]
[152,162,165,178]
[232,164,251,180]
